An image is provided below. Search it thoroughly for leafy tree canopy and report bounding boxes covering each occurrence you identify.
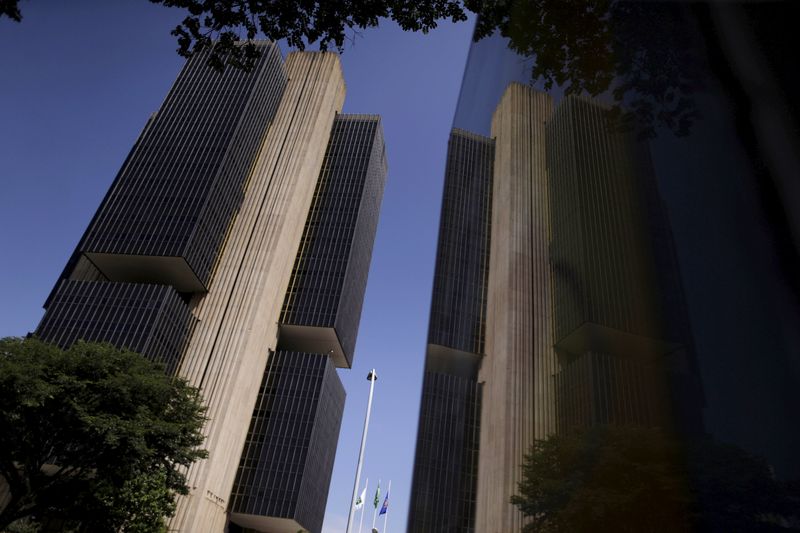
[0,0,21,22]
[0,338,207,532]
[476,1,705,138]
[148,0,474,71]
[511,425,800,533]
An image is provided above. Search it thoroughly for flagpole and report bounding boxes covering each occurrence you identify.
[382,480,392,533]
[346,369,378,533]
[371,478,380,532]
[357,478,368,533]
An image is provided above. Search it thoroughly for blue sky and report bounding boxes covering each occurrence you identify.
[0,2,474,531]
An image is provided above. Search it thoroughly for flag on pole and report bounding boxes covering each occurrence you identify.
[355,484,367,510]
[379,490,389,515]
[373,482,381,509]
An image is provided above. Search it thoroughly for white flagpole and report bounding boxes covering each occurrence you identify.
[371,478,381,532]
[346,369,378,533]
[358,478,368,533]
[382,480,392,533]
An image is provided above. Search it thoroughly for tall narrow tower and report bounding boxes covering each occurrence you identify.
[546,96,702,434]
[475,83,556,533]
[228,115,387,533]
[409,81,700,532]
[36,44,387,533]
[407,128,493,532]
[169,51,346,532]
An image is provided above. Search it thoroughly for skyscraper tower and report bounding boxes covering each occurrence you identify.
[441,8,800,494]
[35,43,387,533]
[407,128,493,531]
[228,114,387,533]
[547,96,701,434]
[476,83,558,532]
[409,80,700,532]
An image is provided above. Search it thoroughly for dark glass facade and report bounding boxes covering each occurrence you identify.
[426,129,494,357]
[554,351,668,430]
[279,114,387,368]
[548,96,665,344]
[546,96,703,434]
[36,279,194,375]
[408,372,481,533]
[230,115,386,533]
[35,42,290,381]
[408,129,493,533]
[448,8,800,488]
[76,42,287,291]
[411,65,706,528]
[229,351,344,533]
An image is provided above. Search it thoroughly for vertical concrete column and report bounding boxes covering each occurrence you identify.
[170,52,346,532]
[476,83,555,532]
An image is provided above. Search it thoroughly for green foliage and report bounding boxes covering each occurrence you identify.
[2,518,37,533]
[141,0,704,138]
[511,425,800,532]
[0,337,206,532]
[147,0,471,71]
[0,0,22,23]
[477,0,705,138]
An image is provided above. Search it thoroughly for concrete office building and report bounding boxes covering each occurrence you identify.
[229,114,386,533]
[409,82,700,532]
[547,96,701,434]
[439,6,800,489]
[475,85,558,533]
[409,85,558,533]
[35,43,387,533]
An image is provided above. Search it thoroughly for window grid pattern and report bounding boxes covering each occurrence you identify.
[409,129,492,533]
[229,351,345,533]
[546,95,702,433]
[554,351,668,432]
[427,129,494,355]
[280,114,387,366]
[546,96,666,343]
[79,42,288,288]
[408,372,481,533]
[36,279,194,375]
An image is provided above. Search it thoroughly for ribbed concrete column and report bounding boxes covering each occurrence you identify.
[476,83,555,532]
[169,52,345,532]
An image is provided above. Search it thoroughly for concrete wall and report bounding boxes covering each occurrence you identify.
[476,83,556,533]
[169,52,346,532]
